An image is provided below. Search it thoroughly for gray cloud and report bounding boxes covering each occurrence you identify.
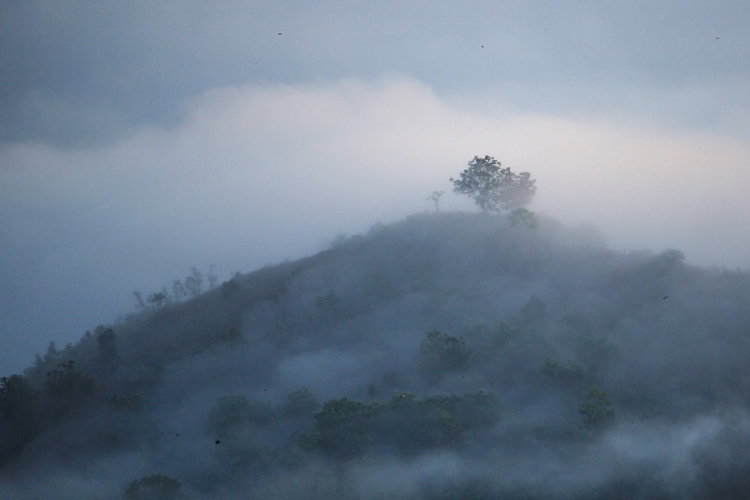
[1,1,749,146]
[2,77,750,375]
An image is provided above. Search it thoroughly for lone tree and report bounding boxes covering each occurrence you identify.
[451,155,536,213]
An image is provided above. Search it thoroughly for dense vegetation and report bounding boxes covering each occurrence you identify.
[2,211,750,499]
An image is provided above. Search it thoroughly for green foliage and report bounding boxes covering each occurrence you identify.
[281,387,319,419]
[0,374,37,463]
[0,375,34,420]
[308,397,373,459]
[450,155,536,213]
[420,330,469,378]
[373,392,461,453]
[124,474,183,500]
[458,390,501,429]
[172,279,188,302]
[541,359,590,391]
[147,289,169,308]
[579,385,615,433]
[184,266,204,298]
[43,360,95,420]
[134,267,236,312]
[302,391,500,459]
[96,327,119,364]
[44,340,60,364]
[221,279,241,298]
[509,208,539,229]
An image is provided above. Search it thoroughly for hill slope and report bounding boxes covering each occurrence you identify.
[3,212,750,499]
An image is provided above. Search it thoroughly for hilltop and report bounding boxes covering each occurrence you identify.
[2,211,750,499]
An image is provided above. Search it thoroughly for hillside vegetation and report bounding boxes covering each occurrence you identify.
[3,212,750,499]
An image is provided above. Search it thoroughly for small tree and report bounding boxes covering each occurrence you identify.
[172,280,187,302]
[451,155,536,213]
[509,208,539,229]
[184,267,203,298]
[426,190,444,212]
[579,385,615,433]
[133,291,147,312]
[208,265,218,290]
[43,361,95,420]
[146,289,169,309]
[96,328,119,364]
[419,330,469,378]
[306,398,373,459]
[281,387,319,419]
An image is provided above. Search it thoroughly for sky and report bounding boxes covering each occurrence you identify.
[1,0,750,375]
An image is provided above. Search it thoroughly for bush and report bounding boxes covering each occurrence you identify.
[124,474,183,500]
[419,330,469,379]
[579,385,615,433]
[281,387,319,419]
[302,391,500,459]
[308,397,373,459]
[42,360,95,421]
[509,208,539,229]
[541,359,590,390]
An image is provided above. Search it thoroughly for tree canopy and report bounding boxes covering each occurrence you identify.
[451,155,536,213]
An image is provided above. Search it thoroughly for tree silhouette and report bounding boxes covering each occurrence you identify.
[451,155,536,213]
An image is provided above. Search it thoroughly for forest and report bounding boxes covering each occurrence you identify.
[3,204,750,498]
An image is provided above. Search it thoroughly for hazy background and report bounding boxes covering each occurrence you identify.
[1,0,749,374]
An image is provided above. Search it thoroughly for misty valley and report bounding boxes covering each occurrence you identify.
[3,209,750,499]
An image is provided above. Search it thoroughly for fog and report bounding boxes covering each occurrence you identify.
[1,3,750,497]
[2,212,750,499]
[3,2,750,373]
[3,78,750,374]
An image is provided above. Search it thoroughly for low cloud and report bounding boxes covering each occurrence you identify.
[1,76,749,374]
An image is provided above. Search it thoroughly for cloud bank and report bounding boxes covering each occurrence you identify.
[1,76,749,374]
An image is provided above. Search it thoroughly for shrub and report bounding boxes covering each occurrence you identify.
[580,385,615,433]
[419,330,469,379]
[124,474,183,500]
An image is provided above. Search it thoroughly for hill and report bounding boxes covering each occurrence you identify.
[2,211,750,499]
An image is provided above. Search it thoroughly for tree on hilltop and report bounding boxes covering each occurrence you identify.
[451,155,536,213]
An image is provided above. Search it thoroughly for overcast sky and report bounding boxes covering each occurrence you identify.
[1,1,749,374]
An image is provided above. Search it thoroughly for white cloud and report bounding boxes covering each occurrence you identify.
[2,75,750,373]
